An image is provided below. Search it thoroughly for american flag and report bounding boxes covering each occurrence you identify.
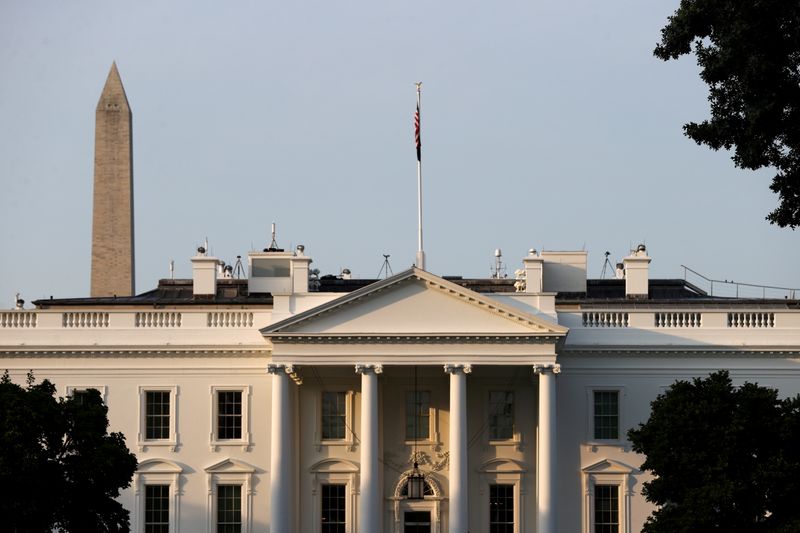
[414,102,421,162]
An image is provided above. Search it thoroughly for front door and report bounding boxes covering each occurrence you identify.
[404,511,432,533]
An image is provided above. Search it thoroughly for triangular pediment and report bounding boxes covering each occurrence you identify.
[205,458,256,474]
[582,458,637,475]
[262,268,567,338]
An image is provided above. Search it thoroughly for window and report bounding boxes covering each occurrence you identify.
[218,391,242,440]
[593,391,620,440]
[582,458,634,533]
[479,459,524,532]
[72,389,91,405]
[322,392,346,440]
[66,385,107,403]
[138,387,178,451]
[146,391,171,440]
[406,391,430,440]
[134,459,182,533]
[321,484,346,533]
[489,391,514,440]
[210,386,251,450]
[217,485,242,533]
[489,484,514,533]
[145,485,169,533]
[594,485,619,533]
[205,459,254,533]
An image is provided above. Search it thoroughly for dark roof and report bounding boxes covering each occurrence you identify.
[33,279,272,308]
[33,275,797,309]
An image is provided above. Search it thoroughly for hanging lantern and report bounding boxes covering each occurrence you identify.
[407,461,426,500]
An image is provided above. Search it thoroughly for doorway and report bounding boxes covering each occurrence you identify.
[404,511,432,533]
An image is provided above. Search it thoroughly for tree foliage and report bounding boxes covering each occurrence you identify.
[656,0,800,228]
[628,371,800,532]
[0,371,138,532]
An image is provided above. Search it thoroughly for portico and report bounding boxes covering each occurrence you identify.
[262,268,567,533]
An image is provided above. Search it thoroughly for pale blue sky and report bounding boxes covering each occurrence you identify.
[1,0,797,303]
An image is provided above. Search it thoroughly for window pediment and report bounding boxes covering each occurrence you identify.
[137,458,183,474]
[205,458,256,474]
[581,458,638,475]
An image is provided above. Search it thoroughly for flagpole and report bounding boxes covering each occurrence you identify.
[415,82,426,271]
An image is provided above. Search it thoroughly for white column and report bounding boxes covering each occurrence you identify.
[356,364,383,532]
[444,364,471,533]
[268,363,293,533]
[534,363,560,533]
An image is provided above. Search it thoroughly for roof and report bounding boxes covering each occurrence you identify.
[32,274,797,309]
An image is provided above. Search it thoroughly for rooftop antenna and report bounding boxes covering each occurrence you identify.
[600,251,614,279]
[490,248,507,279]
[264,223,284,252]
[414,82,426,271]
[378,254,394,279]
[233,255,247,278]
[169,260,174,280]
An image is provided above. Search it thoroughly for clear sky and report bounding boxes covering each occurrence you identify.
[1,0,798,304]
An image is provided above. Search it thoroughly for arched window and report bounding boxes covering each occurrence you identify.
[400,478,435,498]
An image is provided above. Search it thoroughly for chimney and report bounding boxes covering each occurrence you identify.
[292,245,312,294]
[541,251,588,294]
[191,247,218,297]
[522,249,544,293]
[248,245,312,296]
[623,244,651,299]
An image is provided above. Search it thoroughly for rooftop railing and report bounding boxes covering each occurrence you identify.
[681,265,798,299]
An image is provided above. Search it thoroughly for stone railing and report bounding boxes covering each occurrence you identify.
[655,312,702,328]
[63,312,110,328]
[0,310,270,329]
[728,312,775,328]
[582,312,628,328]
[565,309,797,330]
[135,312,182,328]
[207,312,254,328]
[0,312,37,328]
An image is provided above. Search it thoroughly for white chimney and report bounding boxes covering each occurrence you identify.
[541,251,588,294]
[522,249,544,293]
[191,247,218,297]
[623,244,651,299]
[248,246,312,296]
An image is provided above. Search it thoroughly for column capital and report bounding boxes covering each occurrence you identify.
[267,363,294,375]
[443,363,472,374]
[533,363,561,375]
[355,363,383,375]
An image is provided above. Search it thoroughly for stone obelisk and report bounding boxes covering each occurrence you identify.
[91,62,135,297]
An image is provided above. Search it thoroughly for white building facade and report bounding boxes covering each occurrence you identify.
[6,64,799,533]
[3,246,800,533]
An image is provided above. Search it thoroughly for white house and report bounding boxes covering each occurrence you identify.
[3,244,800,533]
[3,65,800,533]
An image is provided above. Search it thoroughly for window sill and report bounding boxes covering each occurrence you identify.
[138,439,178,452]
[209,433,252,452]
[316,438,356,452]
[488,432,523,451]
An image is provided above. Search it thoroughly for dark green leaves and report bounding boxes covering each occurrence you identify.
[629,371,800,532]
[656,0,800,227]
[0,374,137,532]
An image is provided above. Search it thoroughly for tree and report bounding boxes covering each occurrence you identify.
[656,0,800,228]
[628,371,800,532]
[0,372,138,532]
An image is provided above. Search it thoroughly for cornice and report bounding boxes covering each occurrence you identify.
[0,346,270,358]
[560,346,800,357]
[267,334,562,345]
